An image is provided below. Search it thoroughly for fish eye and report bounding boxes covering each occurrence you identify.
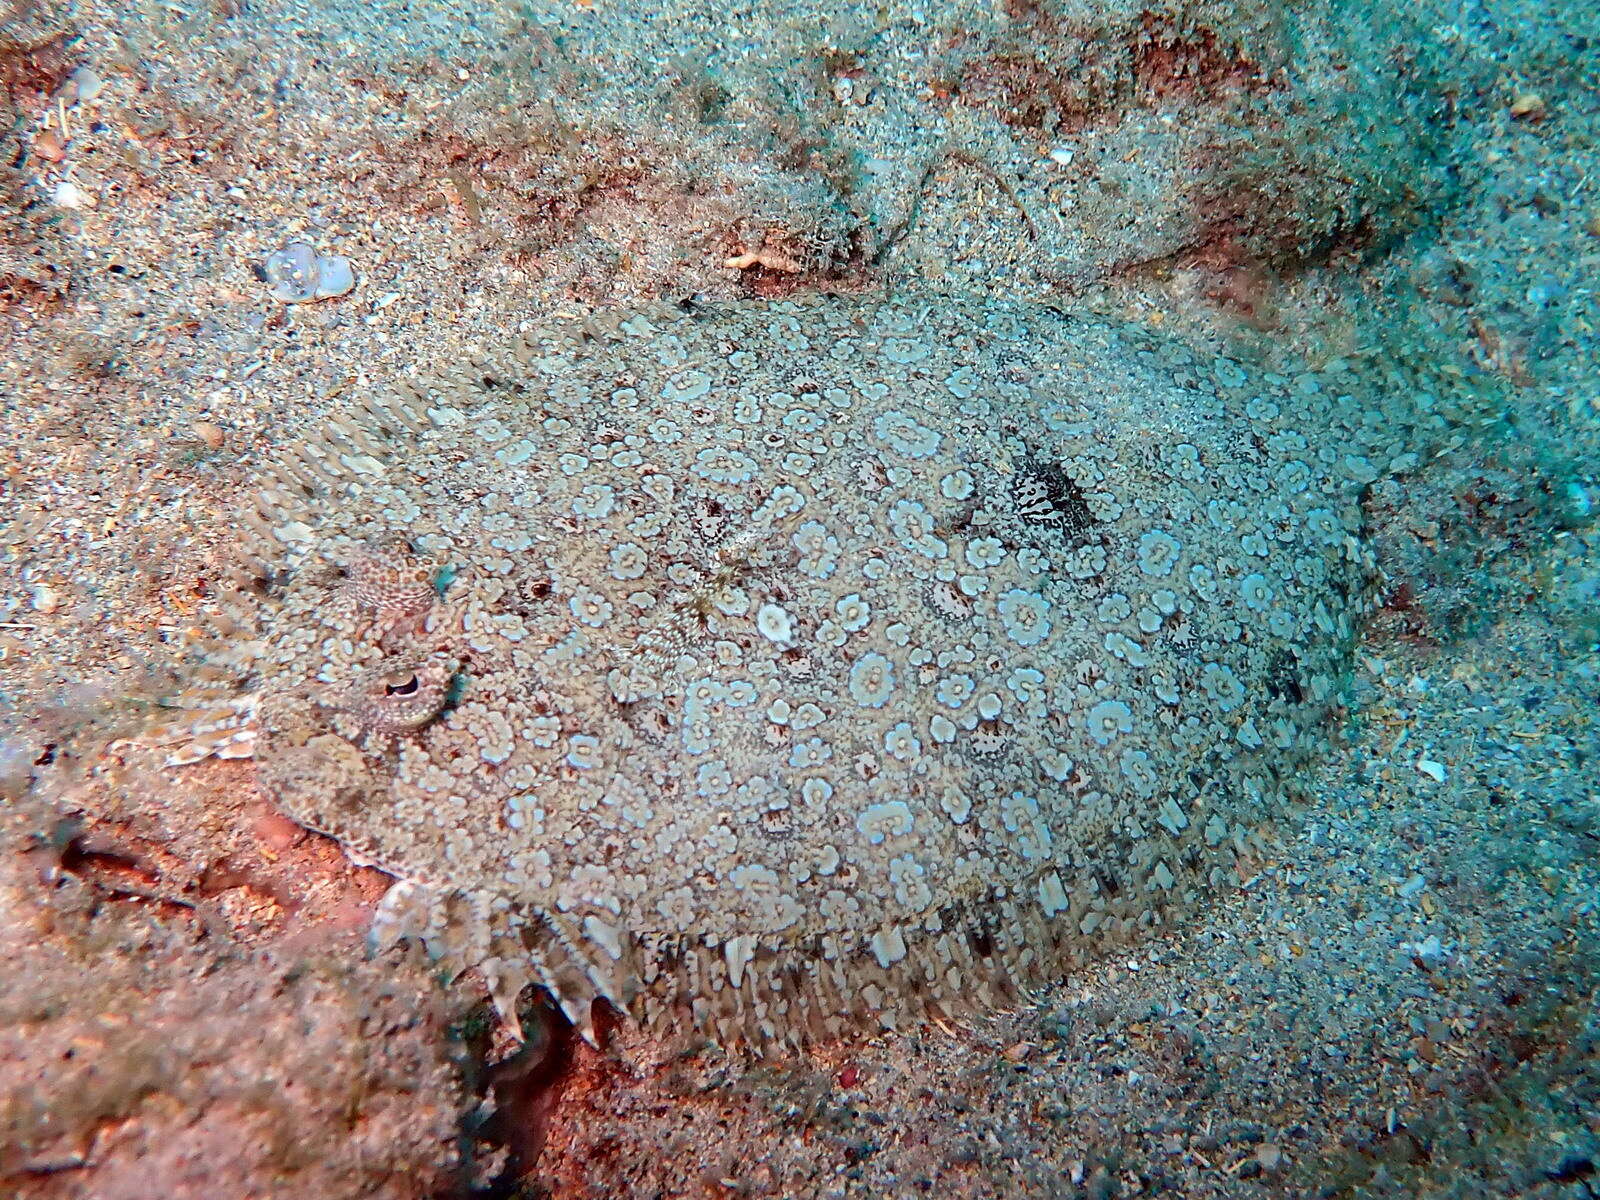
[384,674,420,697]
[334,661,455,735]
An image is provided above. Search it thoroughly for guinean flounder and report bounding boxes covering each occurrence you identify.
[179,296,1418,1049]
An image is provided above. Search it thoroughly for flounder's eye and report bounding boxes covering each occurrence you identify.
[384,673,420,697]
[339,660,456,734]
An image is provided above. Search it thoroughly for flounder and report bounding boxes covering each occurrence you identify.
[176,296,1409,1050]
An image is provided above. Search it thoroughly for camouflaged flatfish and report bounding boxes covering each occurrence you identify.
[175,295,1418,1050]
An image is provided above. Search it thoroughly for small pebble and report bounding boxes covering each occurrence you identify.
[29,584,59,613]
[1040,1010,1073,1040]
[52,180,85,209]
[192,421,226,450]
[1411,935,1446,968]
[1002,1040,1037,1063]
[1525,277,1564,309]
[252,809,305,851]
[0,738,38,799]
[1415,758,1447,783]
[33,130,66,163]
[66,66,104,103]
[1556,480,1595,528]
[1509,92,1546,121]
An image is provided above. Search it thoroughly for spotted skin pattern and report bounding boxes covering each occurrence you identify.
[196,296,1428,1049]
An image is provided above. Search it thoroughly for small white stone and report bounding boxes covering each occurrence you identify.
[1409,935,1445,968]
[29,583,59,613]
[52,180,84,209]
[67,66,104,102]
[1415,758,1447,783]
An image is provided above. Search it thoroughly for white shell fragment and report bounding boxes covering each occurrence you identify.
[263,241,356,303]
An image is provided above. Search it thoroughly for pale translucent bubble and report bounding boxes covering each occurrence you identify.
[263,241,355,303]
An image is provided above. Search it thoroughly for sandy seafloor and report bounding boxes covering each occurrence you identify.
[1,0,1598,1196]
